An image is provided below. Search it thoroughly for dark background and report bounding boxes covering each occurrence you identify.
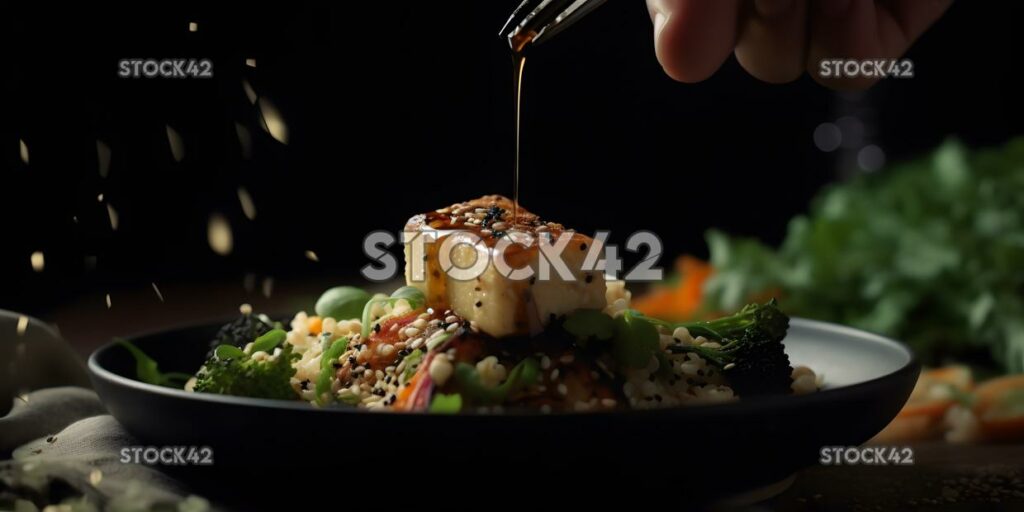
[1,1,1021,321]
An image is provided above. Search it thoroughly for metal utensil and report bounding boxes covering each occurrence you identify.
[499,0,608,51]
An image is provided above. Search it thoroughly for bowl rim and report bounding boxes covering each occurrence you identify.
[88,317,920,418]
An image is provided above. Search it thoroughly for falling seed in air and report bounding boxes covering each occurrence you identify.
[97,139,111,177]
[72,215,79,224]
[19,139,29,165]
[243,273,256,293]
[30,251,44,272]
[188,22,198,32]
[242,80,258,104]
[305,250,319,262]
[257,97,288,144]
[97,193,104,202]
[208,213,233,256]
[89,469,103,486]
[261,277,274,298]
[106,203,119,231]
[166,125,185,162]
[237,187,257,220]
[234,122,253,159]
[16,315,28,336]
[245,58,256,68]
[152,282,165,302]
[105,294,112,309]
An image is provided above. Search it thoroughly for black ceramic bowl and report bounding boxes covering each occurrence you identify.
[88,318,918,507]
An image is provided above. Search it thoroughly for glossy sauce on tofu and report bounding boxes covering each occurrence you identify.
[406,195,595,332]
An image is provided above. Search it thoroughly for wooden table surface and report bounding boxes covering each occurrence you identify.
[770,443,1024,511]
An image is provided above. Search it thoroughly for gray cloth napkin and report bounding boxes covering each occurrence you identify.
[0,309,215,511]
[0,387,212,512]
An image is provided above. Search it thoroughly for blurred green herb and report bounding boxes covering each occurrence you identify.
[701,138,1024,372]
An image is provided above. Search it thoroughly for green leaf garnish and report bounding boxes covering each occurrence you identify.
[215,344,246,360]
[428,393,462,414]
[454,357,539,404]
[360,286,426,338]
[117,339,191,388]
[563,309,616,344]
[315,286,372,321]
[251,328,287,354]
[316,337,350,403]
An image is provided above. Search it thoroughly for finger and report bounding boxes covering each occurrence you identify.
[648,0,741,83]
[735,0,809,83]
[807,0,952,89]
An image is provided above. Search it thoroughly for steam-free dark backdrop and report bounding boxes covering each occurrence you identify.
[2,1,1022,321]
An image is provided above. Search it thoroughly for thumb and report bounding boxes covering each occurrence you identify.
[647,0,739,83]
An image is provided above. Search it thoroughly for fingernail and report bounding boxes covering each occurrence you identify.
[653,11,668,43]
[818,0,852,18]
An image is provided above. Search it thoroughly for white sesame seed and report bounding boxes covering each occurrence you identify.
[445,322,459,333]
[540,356,551,369]
[550,369,560,381]
[444,315,459,324]
[724,362,736,370]
[409,337,425,349]
[402,327,421,339]
[601,398,617,407]
[557,384,568,396]
[559,354,575,364]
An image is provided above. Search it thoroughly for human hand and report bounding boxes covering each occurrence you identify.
[646,0,952,89]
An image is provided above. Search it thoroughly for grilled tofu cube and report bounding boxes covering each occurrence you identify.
[404,195,606,338]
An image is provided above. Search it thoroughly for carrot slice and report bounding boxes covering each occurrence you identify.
[307,316,323,336]
[897,366,972,418]
[633,255,712,320]
[973,375,1024,442]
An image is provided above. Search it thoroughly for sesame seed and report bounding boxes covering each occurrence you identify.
[557,384,568,396]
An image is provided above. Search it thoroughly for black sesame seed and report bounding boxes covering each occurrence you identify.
[654,394,663,402]
[580,243,587,251]
[373,324,381,333]
[300,379,310,390]
[332,362,342,369]
[475,301,483,308]
[584,274,593,284]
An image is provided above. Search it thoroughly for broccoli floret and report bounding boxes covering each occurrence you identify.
[193,343,299,400]
[663,300,793,396]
